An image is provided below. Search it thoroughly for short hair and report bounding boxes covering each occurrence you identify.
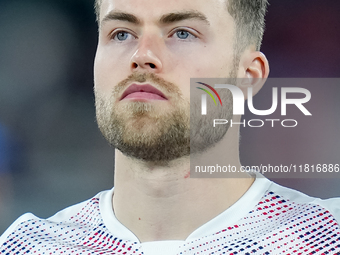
[227,0,269,54]
[94,0,268,52]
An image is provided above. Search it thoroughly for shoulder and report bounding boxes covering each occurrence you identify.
[265,179,340,224]
[0,189,112,250]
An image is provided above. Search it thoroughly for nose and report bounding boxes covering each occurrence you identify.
[130,36,163,73]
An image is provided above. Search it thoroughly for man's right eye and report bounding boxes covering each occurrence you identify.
[111,31,135,41]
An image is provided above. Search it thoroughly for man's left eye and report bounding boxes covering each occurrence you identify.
[174,30,196,40]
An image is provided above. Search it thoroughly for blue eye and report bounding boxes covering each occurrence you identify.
[115,31,129,41]
[111,30,135,41]
[176,30,190,39]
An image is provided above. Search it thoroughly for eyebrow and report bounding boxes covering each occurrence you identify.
[102,11,142,25]
[160,11,210,25]
[101,10,210,26]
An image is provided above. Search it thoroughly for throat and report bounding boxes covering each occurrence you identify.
[112,170,254,242]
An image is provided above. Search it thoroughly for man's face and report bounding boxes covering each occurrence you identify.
[94,0,236,162]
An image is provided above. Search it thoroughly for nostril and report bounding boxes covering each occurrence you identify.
[149,63,156,69]
[132,63,138,68]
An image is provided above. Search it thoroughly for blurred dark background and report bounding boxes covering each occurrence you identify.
[0,0,339,233]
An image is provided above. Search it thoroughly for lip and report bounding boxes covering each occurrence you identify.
[120,84,168,101]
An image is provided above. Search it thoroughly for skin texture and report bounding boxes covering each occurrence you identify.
[94,0,269,242]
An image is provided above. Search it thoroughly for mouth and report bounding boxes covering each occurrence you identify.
[120,84,168,101]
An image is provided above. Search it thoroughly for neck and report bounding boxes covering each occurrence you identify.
[112,124,254,242]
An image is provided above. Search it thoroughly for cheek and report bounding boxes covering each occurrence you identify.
[172,45,233,78]
[168,52,234,101]
[94,56,111,93]
[94,48,130,93]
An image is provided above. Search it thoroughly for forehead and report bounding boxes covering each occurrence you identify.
[99,0,232,26]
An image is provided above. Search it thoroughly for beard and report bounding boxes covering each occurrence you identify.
[190,78,234,154]
[95,72,235,163]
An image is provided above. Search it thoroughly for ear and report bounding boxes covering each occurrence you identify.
[237,50,270,99]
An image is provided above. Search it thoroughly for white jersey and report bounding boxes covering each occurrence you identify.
[1,174,340,255]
